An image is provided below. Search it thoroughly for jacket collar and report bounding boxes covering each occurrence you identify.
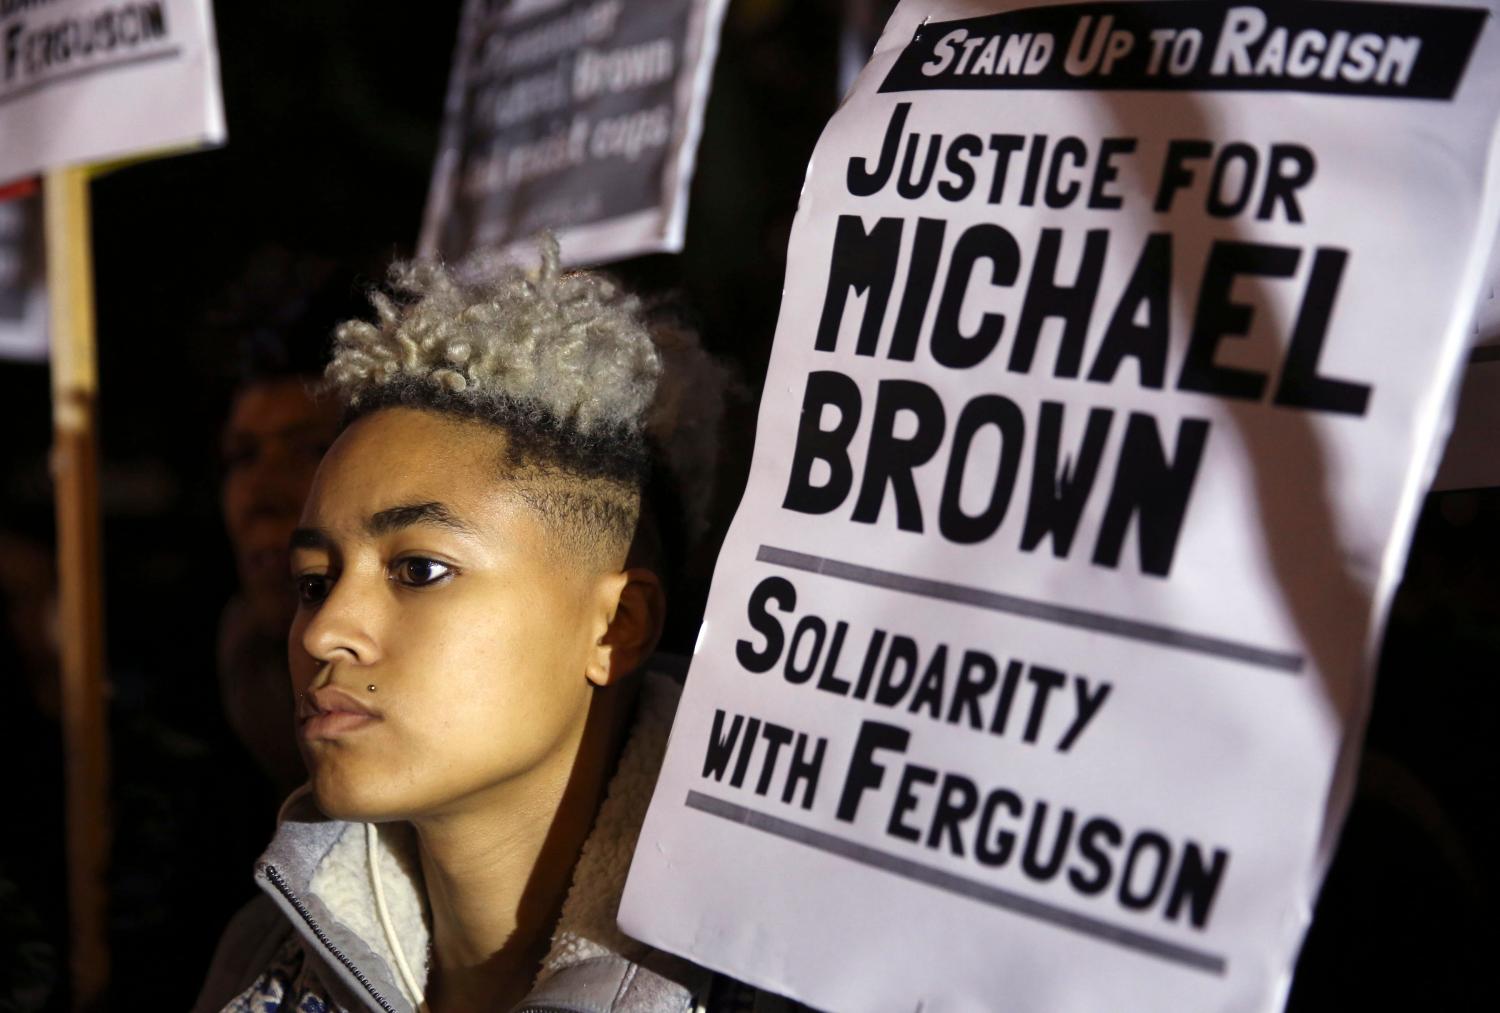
[251,670,707,1012]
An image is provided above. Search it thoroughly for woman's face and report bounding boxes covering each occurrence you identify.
[287,407,614,822]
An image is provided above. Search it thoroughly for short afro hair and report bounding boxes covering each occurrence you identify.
[324,236,727,573]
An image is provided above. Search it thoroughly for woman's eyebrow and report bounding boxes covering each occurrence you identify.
[364,501,477,537]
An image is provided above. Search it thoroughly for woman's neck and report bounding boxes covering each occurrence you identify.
[412,685,634,1013]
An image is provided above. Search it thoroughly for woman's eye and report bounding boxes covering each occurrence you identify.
[294,574,332,605]
[392,558,453,588]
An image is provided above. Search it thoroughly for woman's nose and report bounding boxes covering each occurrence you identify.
[298,570,384,669]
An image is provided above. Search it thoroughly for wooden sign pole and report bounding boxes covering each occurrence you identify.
[44,164,111,1011]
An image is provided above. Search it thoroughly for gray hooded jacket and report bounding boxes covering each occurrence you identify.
[192,673,764,1013]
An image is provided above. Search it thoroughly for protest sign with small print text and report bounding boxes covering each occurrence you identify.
[419,0,727,269]
[620,2,1500,1010]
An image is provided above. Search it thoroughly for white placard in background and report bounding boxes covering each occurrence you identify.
[621,2,1500,1010]
[0,0,225,185]
[0,194,46,362]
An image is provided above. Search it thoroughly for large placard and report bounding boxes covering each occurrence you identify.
[0,0,225,185]
[621,2,1500,1010]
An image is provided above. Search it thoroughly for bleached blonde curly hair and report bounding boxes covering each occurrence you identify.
[325,236,727,570]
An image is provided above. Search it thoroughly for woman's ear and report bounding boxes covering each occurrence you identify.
[585,567,665,687]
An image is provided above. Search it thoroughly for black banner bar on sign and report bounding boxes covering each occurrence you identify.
[879,0,1487,99]
[685,790,1230,975]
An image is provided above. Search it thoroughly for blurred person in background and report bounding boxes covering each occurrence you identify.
[102,253,363,1009]
[214,250,356,799]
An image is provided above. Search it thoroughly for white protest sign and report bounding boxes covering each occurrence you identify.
[621,2,1500,1010]
[0,193,46,361]
[419,0,728,269]
[0,0,224,185]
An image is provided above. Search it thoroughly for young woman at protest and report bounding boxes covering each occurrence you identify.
[192,239,778,1012]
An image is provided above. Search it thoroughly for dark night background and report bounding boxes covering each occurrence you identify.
[0,0,1492,1009]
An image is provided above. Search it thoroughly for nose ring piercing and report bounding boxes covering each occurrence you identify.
[366,683,377,693]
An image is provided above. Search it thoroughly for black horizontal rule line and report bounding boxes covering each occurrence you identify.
[0,47,183,108]
[756,545,1304,674]
[685,790,1228,976]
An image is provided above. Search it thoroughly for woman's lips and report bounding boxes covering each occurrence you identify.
[301,710,380,740]
[299,685,383,741]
